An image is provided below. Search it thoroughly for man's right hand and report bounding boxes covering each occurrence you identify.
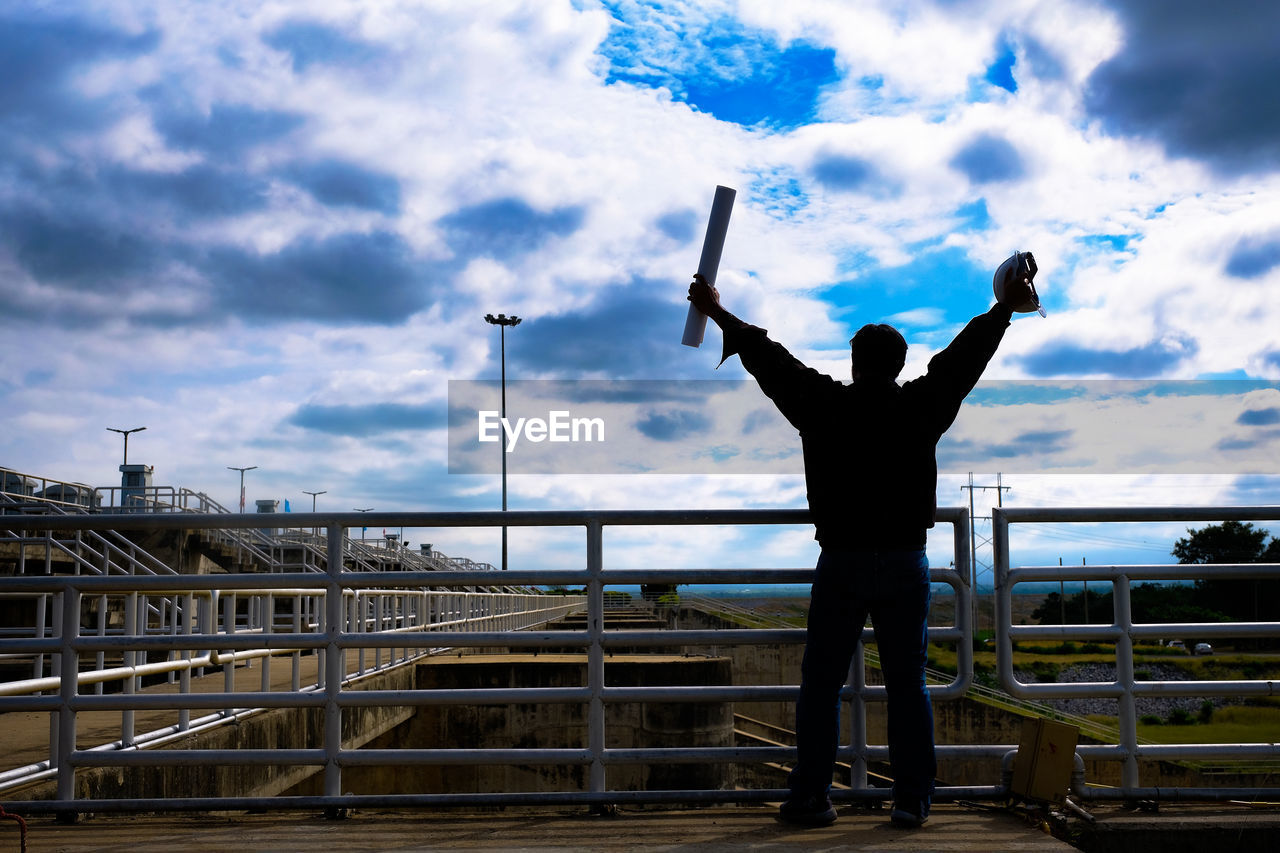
[688,273,724,318]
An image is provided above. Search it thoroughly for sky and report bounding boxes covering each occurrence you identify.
[3,0,1280,586]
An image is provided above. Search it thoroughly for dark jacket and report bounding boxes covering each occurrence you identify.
[720,303,1013,549]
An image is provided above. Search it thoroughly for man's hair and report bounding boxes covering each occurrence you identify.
[849,323,907,380]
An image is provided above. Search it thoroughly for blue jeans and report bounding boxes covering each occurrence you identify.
[788,547,936,806]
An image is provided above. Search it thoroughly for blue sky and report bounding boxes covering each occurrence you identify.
[2,0,1280,580]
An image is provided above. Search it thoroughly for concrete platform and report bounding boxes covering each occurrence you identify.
[9,804,1078,852]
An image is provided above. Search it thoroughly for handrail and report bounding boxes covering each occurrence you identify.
[3,504,1278,813]
[993,505,1280,796]
[0,507,972,813]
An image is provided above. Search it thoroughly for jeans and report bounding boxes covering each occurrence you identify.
[788,547,936,807]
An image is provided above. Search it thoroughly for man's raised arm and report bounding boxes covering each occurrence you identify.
[687,274,839,432]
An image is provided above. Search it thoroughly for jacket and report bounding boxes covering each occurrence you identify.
[720,303,1013,549]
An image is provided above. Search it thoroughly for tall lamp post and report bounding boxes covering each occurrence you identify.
[107,426,146,466]
[484,312,521,570]
[227,465,257,513]
[303,489,326,537]
[354,507,374,542]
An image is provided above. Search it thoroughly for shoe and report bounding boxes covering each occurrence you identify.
[890,801,929,828]
[778,794,837,826]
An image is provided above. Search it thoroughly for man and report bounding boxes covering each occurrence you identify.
[688,267,1032,828]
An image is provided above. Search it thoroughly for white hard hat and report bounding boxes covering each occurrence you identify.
[994,251,1046,317]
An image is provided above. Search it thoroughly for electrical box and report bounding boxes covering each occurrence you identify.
[1011,717,1078,803]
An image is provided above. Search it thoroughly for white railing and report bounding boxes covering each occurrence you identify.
[2,505,1278,816]
[0,507,973,814]
[994,506,1280,800]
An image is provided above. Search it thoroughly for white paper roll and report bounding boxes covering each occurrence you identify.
[682,185,736,347]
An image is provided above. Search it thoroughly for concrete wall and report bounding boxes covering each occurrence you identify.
[297,654,736,796]
[17,664,417,802]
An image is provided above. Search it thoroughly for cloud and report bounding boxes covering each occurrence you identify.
[0,206,160,289]
[152,104,305,159]
[0,11,158,131]
[284,159,402,213]
[654,208,699,243]
[810,153,887,193]
[1237,407,1280,426]
[1216,430,1280,453]
[112,165,272,219]
[1083,0,1280,176]
[204,230,429,324]
[263,19,387,72]
[507,279,696,378]
[634,408,712,441]
[438,197,587,261]
[1225,233,1280,279]
[949,132,1025,184]
[287,402,446,436]
[987,428,1073,458]
[1022,336,1199,378]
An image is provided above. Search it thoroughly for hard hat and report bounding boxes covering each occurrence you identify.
[993,251,1046,317]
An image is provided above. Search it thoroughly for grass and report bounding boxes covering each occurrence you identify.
[1136,705,1280,744]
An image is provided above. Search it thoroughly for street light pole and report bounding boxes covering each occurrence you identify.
[227,465,257,513]
[354,507,374,542]
[303,489,327,537]
[107,426,146,466]
[484,313,521,571]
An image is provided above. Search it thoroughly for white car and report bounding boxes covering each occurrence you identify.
[1167,639,1186,652]
[1194,642,1213,655]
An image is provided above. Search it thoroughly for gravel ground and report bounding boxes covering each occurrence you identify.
[1014,661,1235,720]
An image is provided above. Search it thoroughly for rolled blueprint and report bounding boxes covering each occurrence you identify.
[681,185,737,347]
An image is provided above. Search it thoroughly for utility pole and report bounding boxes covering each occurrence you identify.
[1082,557,1089,624]
[960,472,1011,634]
[1059,557,1066,625]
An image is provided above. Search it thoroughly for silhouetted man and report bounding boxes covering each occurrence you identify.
[688,268,1032,828]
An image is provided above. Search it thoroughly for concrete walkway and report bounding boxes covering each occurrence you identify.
[11,804,1078,852]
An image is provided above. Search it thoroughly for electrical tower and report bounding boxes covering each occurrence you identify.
[960,472,1010,634]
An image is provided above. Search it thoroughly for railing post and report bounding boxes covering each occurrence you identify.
[849,642,868,789]
[56,585,79,809]
[992,508,1015,691]
[179,593,192,731]
[586,518,606,804]
[222,591,235,705]
[122,591,137,747]
[953,511,974,692]
[292,595,303,693]
[323,522,345,805]
[1113,574,1139,790]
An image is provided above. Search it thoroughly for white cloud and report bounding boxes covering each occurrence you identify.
[3,0,1279,578]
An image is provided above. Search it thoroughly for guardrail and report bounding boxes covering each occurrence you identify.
[994,506,1280,800]
[3,505,1278,815]
[0,507,976,814]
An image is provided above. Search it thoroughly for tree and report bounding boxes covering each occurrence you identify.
[1172,521,1280,629]
[1032,583,1228,626]
[1171,520,1268,564]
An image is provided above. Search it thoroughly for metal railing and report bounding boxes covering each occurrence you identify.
[0,506,976,813]
[2,504,1278,815]
[994,506,1280,801]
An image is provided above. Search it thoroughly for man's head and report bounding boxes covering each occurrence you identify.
[849,323,907,381]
